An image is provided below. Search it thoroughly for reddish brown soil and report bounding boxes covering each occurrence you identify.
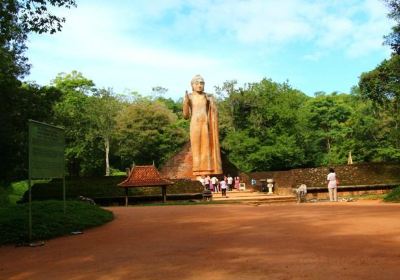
[1,201,400,280]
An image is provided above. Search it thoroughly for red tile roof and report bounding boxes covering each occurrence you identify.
[118,165,174,187]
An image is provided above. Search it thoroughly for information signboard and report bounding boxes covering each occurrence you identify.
[28,120,66,241]
[29,120,65,178]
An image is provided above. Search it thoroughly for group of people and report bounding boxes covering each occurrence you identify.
[200,175,241,197]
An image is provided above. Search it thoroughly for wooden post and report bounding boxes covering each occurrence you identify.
[162,186,167,203]
[125,188,129,207]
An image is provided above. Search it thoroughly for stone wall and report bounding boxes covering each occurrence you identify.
[244,162,400,195]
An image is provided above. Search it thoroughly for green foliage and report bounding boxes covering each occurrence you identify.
[0,0,76,181]
[302,93,354,165]
[0,184,9,206]
[0,0,75,80]
[0,83,62,180]
[86,88,123,176]
[52,71,101,176]
[384,186,400,202]
[0,200,113,245]
[218,79,309,171]
[359,55,400,159]
[383,0,400,54]
[116,98,188,167]
[8,180,29,204]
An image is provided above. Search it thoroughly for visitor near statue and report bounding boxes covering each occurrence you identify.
[295,184,307,203]
[220,178,227,197]
[227,175,233,191]
[211,175,219,192]
[327,168,338,202]
[183,75,222,177]
[234,176,240,189]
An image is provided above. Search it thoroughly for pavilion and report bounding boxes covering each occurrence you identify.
[118,165,174,206]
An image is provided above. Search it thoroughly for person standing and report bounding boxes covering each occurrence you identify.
[227,175,233,191]
[211,176,219,193]
[220,178,228,197]
[204,175,211,190]
[199,176,205,188]
[234,176,240,190]
[327,168,338,202]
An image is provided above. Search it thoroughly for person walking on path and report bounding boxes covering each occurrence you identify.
[327,168,338,202]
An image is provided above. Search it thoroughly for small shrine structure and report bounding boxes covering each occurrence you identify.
[118,165,174,206]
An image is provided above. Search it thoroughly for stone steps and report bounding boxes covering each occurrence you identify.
[211,190,297,204]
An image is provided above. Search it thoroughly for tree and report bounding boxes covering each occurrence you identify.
[115,98,188,168]
[0,0,76,181]
[217,78,309,171]
[86,88,123,176]
[358,55,400,160]
[0,0,76,81]
[303,93,353,165]
[383,0,400,54]
[0,82,62,179]
[346,88,388,162]
[52,71,97,176]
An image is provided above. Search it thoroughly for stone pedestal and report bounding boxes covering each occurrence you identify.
[267,178,274,194]
[160,142,239,180]
[160,143,196,180]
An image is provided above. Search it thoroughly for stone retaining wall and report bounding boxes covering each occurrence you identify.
[243,162,400,195]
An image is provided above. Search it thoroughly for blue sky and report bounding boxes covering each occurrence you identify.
[25,0,394,100]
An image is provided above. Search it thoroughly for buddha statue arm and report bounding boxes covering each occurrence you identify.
[183,91,191,120]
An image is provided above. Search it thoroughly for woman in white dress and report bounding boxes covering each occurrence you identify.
[327,168,338,202]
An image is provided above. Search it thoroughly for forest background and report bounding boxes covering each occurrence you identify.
[1,0,400,182]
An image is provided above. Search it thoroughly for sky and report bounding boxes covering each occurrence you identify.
[25,0,394,100]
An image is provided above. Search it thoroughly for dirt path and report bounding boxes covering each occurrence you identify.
[1,201,400,280]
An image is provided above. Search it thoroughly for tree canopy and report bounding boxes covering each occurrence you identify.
[2,1,400,180]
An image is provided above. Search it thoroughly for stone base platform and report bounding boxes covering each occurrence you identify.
[211,190,296,204]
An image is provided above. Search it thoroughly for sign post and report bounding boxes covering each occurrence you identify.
[28,120,65,241]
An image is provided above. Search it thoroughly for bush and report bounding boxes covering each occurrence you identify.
[19,177,203,203]
[0,185,9,206]
[0,200,113,245]
[384,186,400,202]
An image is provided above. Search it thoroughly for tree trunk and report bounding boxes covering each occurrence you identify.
[326,137,331,153]
[105,137,110,176]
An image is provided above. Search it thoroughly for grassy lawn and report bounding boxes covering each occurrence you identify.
[384,186,400,202]
[0,180,50,205]
[341,193,386,200]
[0,200,113,245]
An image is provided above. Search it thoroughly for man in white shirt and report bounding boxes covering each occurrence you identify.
[211,176,219,192]
[227,175,233,191]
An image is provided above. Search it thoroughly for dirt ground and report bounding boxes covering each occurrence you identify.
[1,201,400,280]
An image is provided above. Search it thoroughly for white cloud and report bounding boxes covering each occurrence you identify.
[25,0,394,98]
[303,51,324,61]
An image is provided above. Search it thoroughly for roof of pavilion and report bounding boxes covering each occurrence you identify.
[118,165,174,187]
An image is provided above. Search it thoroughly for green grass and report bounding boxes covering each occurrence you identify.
[0,180,51,205]
[341,193,386,200]
[0,200,114,245]
[384,186,400,202]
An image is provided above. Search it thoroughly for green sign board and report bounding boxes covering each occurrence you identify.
[29,120,65,179]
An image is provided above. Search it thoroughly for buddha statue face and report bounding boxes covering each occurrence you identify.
[191,75,205,93]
